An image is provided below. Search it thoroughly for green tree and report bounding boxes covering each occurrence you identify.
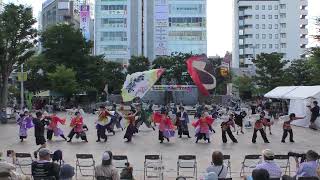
[0,4,37,108]
[47,65,79,96]
[253,53,288,93]
[127,56,150,74]
[284,59,313,86]
[233,75,256,99]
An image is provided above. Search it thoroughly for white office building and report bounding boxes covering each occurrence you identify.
[94,0,207,63]
[232,0,308,68]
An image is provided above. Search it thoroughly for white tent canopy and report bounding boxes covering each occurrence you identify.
[264,86,320,128]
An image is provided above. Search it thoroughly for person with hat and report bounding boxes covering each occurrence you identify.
[254,149,282,178]
[59,164,75,180]
[281,113,304,143]
[176,106,191,138]
[95,106,112,142]
[95,151,120,180]
[31,148,60,180]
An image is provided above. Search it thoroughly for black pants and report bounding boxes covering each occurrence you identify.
[158,130,169,142]
[47,130,66,140]
[68,129,87,141]
[222,128,238,143]
[282,129,293,142]
[196,133,209,142]
[97,125,107,141]
[252,129,269,143]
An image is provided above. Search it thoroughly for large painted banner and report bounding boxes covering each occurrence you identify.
[80,5,90,41]
[121,69,165,102]
[154,0,169,56]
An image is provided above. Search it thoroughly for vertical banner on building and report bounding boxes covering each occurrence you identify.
[80,5,90,41]
[154,0,169,56]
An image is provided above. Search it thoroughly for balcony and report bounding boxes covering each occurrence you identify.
[300,18,308,25]
[300,28,308,35]
[300,38,308,45]
[301,9,308,16]
[300,0,308,6]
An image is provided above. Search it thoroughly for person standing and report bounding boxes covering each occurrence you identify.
[158,109,175,143]
[252,113,270,144]
[46,112,67,141]
[193,112,213,143]
[67,112,88,142]
[176,106,191,138]
[262,110,273,135]
[17,111,33,142]
[135,104,155,131]
[221,114,238,143]
[281,113,304,143]
[123,110,138,142]
[33,112,49,158]
[308,101,319,130]
[96,106,111,142]
[234,111,247,134]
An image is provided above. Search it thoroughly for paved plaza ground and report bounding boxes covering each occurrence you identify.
[1,112,320,179]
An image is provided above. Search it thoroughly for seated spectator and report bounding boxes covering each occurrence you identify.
[59,164,75,180]
[203,172,218,180]
[283,150,319,180]
[244,169,270,180]
[255,149,282,178]
[0,151,30,180]
[52,150,64,166]
[206,151,228,178]
[31,148,60,180]
[95,151,120,180]
[120,162,134,180]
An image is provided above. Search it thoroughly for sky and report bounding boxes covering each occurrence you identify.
[3,0,320,56]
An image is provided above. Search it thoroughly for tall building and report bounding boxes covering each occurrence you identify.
[0,0,4,13]
[232,0,308,68]
[94,0,207,63]
[41,0,80,30]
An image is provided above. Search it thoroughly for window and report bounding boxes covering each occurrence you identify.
[269,34,272,39]
[262,15,265,19]
[262,34,266,39]
[280,23,286,28]
[275,34,279,39]
[268,15,272,19]
[255,15,259,19]
[262,5,265,10]
[281,43,287,48]
[255,24,259,29]
[275,24,279,29]
[268,24,272,29]
[274,5,278,10]
[280,4,286,9]
[256,44,260,49]
[274,15,278,19]
[269,44,273,48]
[268,5,272,10]
[280,13,286,18]
[256,34,259,39]
[262,24,265,29]
[262,44,267,49]
[255,5,259,10]
[281,33,286,38]
[275,44,279,49]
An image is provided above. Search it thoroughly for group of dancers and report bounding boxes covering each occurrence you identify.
[16,102,309,148]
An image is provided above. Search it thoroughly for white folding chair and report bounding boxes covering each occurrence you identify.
[144,155,163,180]
[274,155,290,175]
[75,154,95,179]
[240,154,261,177]
[177,155,197,179]
[15,152,33,175]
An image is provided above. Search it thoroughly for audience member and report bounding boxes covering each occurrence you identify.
[203,172,218,180]
[59,164,75,180]
[0,151,30,180]
[255,149,282,178]
[244,169,270,180]
[120,162,134,180]
[31,148,60,180]
[95,151,120,180]
[206,151,228,178]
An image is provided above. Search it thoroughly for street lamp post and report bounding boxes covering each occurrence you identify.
[20,63,24,111]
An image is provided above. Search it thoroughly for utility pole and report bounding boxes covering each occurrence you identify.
[20,64,24,110]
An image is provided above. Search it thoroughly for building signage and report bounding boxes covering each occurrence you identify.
[80,5,90,41]
[154,0,169,56]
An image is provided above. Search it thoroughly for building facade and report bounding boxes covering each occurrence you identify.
[232,0,308,68]
[0,0,4,13]
[41,0,80,30]
[94,0,207,63]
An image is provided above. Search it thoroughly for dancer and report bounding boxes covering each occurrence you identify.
[252,113,270,144]
[33,112,49,158]
[17,111,33,142]
[234,111,247,134]
[176,106,191,138]
[96,106,111,142]
[281,113,304,143]
[193,112,214,143]
[67,112,88,142]
[308,101,319,130]
[46,112,67,141]
[221,114,238,143]
[123,110,138,142]
[107,104,123,133]
[135,104,155,131]
[262,110,273,135]
[158,109,175,143]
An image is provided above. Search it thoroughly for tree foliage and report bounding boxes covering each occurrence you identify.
[47,65,79,96]
[253,53,288,93]
[0,4,37,108]
[233,75,256,99]
[284,59,313,86]
[127,56,150,74]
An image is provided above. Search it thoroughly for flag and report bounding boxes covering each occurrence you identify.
[186,56,216,96]
[121,69,164,102]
